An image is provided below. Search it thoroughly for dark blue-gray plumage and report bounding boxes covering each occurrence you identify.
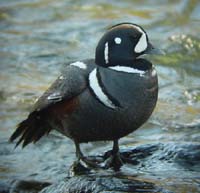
[10,23,159,170]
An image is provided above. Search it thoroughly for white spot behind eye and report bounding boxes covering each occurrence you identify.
[114,37,122,44]
[133,25,148,53]
[104,42,109,64]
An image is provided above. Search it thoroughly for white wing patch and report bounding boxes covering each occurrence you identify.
[151,69,157,77]
[59,75,65,80]
[104,42,109,64]
[70,61,87,69]
[109,66,145,76]
[47,92,62,101]
[133,25,148,53]
[89,68,117,109]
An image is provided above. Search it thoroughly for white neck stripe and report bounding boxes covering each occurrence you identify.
[89,68,117,109]
[109,66,145,76]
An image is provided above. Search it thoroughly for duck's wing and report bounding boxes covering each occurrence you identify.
[10,60,94,147]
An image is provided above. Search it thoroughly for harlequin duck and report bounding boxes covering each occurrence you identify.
[10,23,160,170]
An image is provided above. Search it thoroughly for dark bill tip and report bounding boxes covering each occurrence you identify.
[145,43,165,55]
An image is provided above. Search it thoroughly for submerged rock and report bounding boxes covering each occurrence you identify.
[0,181,9,193]
[40,175,173,193]
[10,180,51,193]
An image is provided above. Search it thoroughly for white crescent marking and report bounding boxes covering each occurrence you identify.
[133,25,148,53]
[89,68,116,109]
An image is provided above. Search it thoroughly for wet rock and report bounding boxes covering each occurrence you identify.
[96,142,200,174]
[39,141,200,193]
[119,143,160,160]
[155,143,200,166]
[0,181,9,193]
[40,175,174,193]
[6,142,200,193]
[174,143,200,165]
[10,180,51,193]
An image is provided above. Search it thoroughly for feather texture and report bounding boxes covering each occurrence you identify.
[10,111,51,148]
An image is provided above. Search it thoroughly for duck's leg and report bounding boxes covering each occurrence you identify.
[75,141,84,161]
[75,141,101,168]
[104,139,123,171]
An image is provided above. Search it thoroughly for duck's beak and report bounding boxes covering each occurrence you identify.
[144,42,165,55]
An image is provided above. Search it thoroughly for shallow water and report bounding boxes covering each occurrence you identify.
[0,0,200,192]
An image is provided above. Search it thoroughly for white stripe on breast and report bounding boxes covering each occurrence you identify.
[89,68,116,109]
[109,66,145,76]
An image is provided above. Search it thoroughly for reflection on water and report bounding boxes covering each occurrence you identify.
[0,0,200,192]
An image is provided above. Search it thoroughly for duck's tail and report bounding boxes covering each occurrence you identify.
[10,111,52,148]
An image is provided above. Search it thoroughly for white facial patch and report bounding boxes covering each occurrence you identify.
[70,61,87,69]
[133,25,148,53]
[114,37,122,44]
[104,42,109,64]
[89,68,117,109]
[109,66,146,77]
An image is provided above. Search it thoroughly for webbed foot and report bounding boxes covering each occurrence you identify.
[104,152,123,171]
